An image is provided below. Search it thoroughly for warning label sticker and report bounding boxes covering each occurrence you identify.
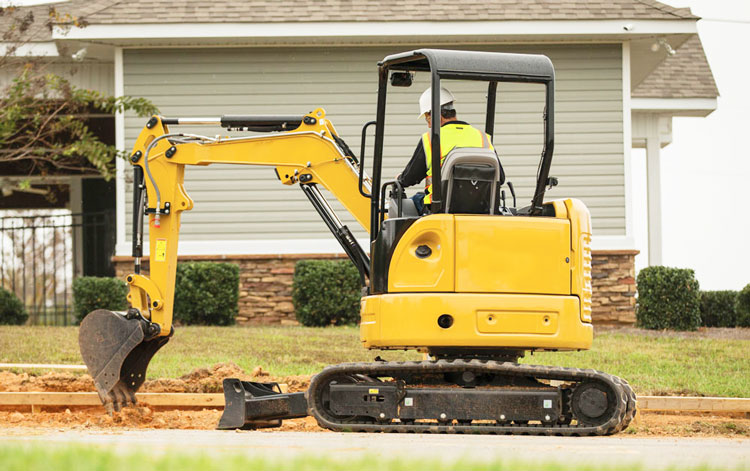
[155,239,167,262]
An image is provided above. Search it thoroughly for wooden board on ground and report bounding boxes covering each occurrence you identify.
[638,396,750,412]
[0,392,225,407]
[0,363,87,371]
[0,383,289,408]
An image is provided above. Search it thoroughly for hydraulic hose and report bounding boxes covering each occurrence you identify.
[141,133,215,226]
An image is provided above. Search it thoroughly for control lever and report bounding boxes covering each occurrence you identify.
[507,181,517,208]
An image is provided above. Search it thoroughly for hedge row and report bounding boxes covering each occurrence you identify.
[74,259,362,328]
[292,260,361,327]
[701,287,750,328]
[73,261,239,326]
[739,284,750,327]
[0,287,28,325]
[636,266,750,330]
[173,262,239,326]
[701,290,739,328]
[636,266,702,331]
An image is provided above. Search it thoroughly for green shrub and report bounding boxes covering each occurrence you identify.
[292,260,361,327]
[699,290,738,327]
[72,277,129,324]
[636,266,701,331]
[173,262,239,326]
[0,287,28,325]
[738,284,750,328]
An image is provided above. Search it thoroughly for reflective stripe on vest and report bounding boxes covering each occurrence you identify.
[422,123,493,204]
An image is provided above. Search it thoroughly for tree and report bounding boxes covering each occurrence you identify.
[0,5,157,183]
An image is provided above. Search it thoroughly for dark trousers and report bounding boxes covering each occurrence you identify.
[412,192,427,216]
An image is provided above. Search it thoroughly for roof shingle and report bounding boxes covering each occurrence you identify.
[78,0,698,24]
[633,35,719,99]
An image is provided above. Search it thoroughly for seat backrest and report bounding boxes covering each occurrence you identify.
[440,147,504,215]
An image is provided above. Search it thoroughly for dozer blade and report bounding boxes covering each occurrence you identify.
[79,309,170,413]
[218,378,308,430]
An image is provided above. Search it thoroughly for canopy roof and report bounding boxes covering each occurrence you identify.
[381,49,555,83]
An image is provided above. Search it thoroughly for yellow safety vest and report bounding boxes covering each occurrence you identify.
[422,123,493,204]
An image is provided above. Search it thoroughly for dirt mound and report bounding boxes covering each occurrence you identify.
[0,363,311,394]
[143,363,310,393]
[0,371,95,392]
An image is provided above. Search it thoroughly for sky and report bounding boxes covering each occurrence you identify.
[633,0,750,290]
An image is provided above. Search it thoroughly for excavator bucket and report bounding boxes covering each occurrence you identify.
[79,309,170,412]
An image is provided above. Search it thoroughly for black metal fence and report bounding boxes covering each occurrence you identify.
[0,211,113,325]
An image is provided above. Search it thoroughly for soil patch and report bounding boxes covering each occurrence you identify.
[0,362,311,394]
[0,406,222,430]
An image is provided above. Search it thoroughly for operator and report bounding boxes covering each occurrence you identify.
[397,86,494,215]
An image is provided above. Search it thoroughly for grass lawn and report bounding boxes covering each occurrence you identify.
[0,446,741,471]
[0,325,747,397]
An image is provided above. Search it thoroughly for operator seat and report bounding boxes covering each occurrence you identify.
[388,147,505,219]
[439,147,505,215]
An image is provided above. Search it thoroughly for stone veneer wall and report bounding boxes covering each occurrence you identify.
[113,250,638,326]
[590,250,639,325]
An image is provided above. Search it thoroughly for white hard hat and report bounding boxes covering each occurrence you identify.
[418,87,455,118]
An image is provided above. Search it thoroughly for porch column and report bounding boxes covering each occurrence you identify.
[632,113,672,267]
[645,125,663,266]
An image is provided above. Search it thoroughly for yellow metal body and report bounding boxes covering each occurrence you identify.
[361,199,594,352]
[127,109,370,336]
[360,293,591,351]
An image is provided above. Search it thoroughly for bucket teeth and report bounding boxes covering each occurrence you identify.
[102,380,138,413]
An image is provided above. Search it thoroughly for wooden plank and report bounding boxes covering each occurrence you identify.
[0,384,288,407]
[638,396,750,412]
[0,363,87,371]
[0,392,224,407]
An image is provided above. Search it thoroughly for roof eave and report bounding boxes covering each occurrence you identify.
[631,97,718,117]
[52,19,699,46]
[0,42,60,57]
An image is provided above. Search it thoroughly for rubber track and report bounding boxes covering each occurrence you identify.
[307,359,637,436]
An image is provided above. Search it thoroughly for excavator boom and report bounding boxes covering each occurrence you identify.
[79,108,372,410]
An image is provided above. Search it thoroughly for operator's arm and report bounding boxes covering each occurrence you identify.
[397,139,427,188]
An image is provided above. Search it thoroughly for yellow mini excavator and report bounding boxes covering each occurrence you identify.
[79,49,636,435]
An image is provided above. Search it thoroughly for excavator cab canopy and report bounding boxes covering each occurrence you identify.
[369,49,557,242]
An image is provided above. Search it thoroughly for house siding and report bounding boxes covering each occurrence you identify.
[122,44,624,246]
[0,61,114,95]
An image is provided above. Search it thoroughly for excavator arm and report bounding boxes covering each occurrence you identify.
[78,108,372,410]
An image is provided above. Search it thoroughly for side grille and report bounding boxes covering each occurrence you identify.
[581,233,593,323]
